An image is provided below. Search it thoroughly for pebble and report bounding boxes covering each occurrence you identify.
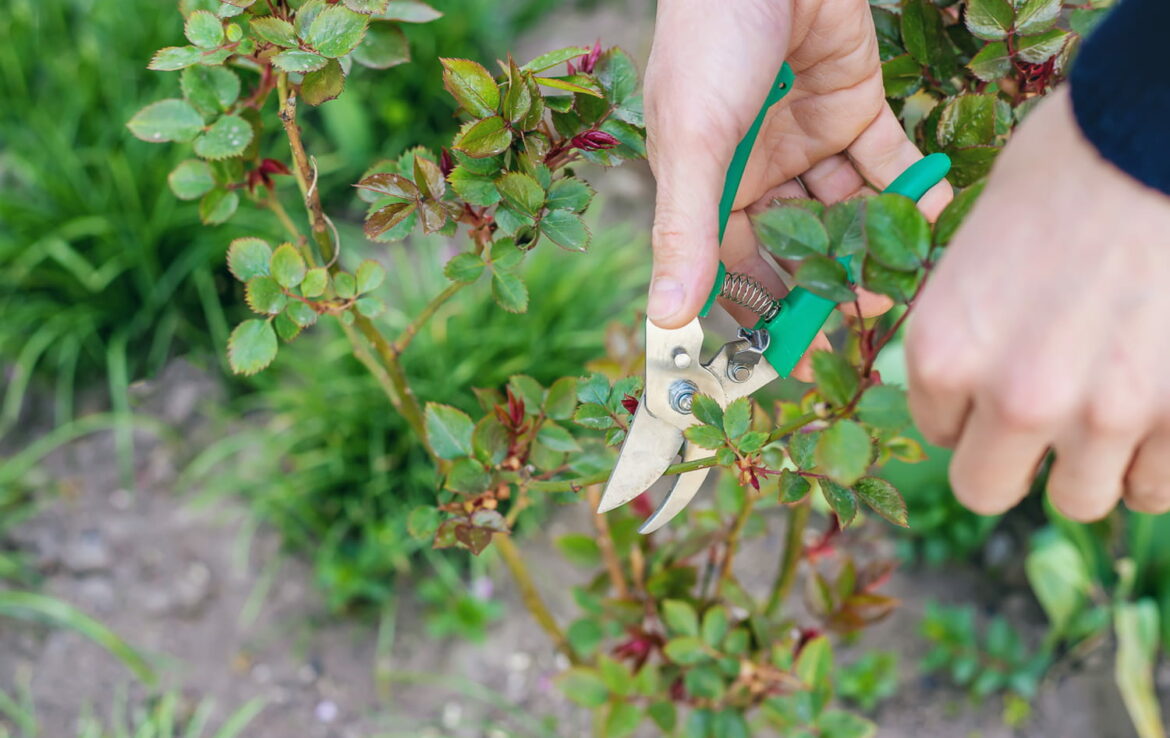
[62,529,112,574]
[315,700,339,724]
[441,701,462,729]
[173,560,214,616]
[75,577,117,613]
[298,663,320,685]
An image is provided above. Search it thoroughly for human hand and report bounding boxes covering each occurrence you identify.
[643,0,953,364]
[907,87,1170,521]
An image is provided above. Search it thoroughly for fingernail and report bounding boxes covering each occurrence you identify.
[647,277,685,322]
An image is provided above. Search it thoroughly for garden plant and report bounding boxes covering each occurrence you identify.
[119,0,1158,735]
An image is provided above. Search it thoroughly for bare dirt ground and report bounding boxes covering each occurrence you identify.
[0,357,1151,738]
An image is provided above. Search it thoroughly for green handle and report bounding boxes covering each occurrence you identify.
[697,62,950,377]
[761,152,950,378]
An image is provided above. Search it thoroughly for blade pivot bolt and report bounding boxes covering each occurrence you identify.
[668,380,698,414]
[671,348,692,369]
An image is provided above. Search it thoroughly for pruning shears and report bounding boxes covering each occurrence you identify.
[596,63,951,533]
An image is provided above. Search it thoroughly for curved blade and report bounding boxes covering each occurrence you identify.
[638,442,712,533]
[596,405,683,514]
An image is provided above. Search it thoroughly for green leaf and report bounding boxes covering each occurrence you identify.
[284,300,318,327]
[737,431,768,454]
[554,533,601,568]
[712,710,750,738]
[599,655,635,698]
[968,41,1013,82]
[249,16,297,46]
[378,0,441,22]
[546,177,594,213]
[502,61,532,124]
[520,46,590,73]
[965,0,1014,40]
[495,172,544,215]
[544,377,579,420]
[944,145,1000,188]
[573,402,614,430]
[937,94,996,149]
[795,635,833,693]
[302,58,346,106]
[1070,7,1110,37]
[881,54,923,98]
[1015,29,1070,64]
[352,21,409,69]
[344,0,389,13]
[167,159,215,200]
[935,180,985,247]
[269,243,306,289]
[245,276,287,315]
[778,469,811,503]
[820,479,858,526]
[365,201,417,239]
[1115,600,1164,738]
[648,701,677,733]
[181,65,240,113]
[824,200,865,256]
[444,252,485,283]
[406,506,441,540]
[127,99,204,143]
[228,319,278,375]
[685,425,726,451]
[272,50,328,72]
[811,351,859,407]
[722,397,751,439]
[227,238,271,281]
[861,256,920,303]
[440,57,499,117]
[539,210,590,252]
[815,420,871,486]
[534,75,602,97]
[662,599,700,637]
[691,394,723,428]
[864,194,930,271]
[816,710,876,738]
[185,9,224,47]
[305,5,368,57]
[901,0,958,78]
[597,48,639,104]
[795,255,855,303]
[448,166,499,206]
[193,114,253,159]
[198,187,238,224]
[854,477,909,527]
[1015,0,1061,35]
[413,156,445,200]
[453,116,512,158]
[684,709,714,738]
[557,667,610,708]
[856,385,911,429]
[492,270,528,313]
[355,296,385,317]
[603,701,641,734]
[148,46,206,71]
[663,636,710,665]
[301,267,329,297]
[685,664,726,701]
[355,259,386,293]
[752,206,830,258]
[701,606,730,649]
[537,421,580,452]
[1025,531,1090,637]
[425,403,474,459]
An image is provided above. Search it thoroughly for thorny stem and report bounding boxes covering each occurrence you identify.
[766,497,811,617]
[716,495,755,597]
[516,411,820,494]
[586,486,630,600]
[493,533,577,664]
[275,73,430,449]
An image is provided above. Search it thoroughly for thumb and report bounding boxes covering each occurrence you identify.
[647,141,728,328]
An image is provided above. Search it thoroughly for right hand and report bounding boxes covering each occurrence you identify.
[644,0,952,375]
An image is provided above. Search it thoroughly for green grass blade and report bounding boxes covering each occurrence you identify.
[208,699,265,738]
[0,591,157,687]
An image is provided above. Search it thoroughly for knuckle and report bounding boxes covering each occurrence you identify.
[988,376,1073,433]
[1083,396,1139,438]
[1125,485,1170,515]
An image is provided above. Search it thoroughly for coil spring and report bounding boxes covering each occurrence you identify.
[719,271,782,322]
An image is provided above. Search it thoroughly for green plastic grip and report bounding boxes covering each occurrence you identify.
[697,62,951,378]
[760,153,950,378]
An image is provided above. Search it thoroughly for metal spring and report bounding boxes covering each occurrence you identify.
[719,271,782,322]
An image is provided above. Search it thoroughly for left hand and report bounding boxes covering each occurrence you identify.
[906,87,1170,521]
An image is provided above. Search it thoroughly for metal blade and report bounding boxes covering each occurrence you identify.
[596,404,684,514]
[638,441,712,533]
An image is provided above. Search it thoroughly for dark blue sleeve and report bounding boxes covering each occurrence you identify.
[1069,0,1170,196]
